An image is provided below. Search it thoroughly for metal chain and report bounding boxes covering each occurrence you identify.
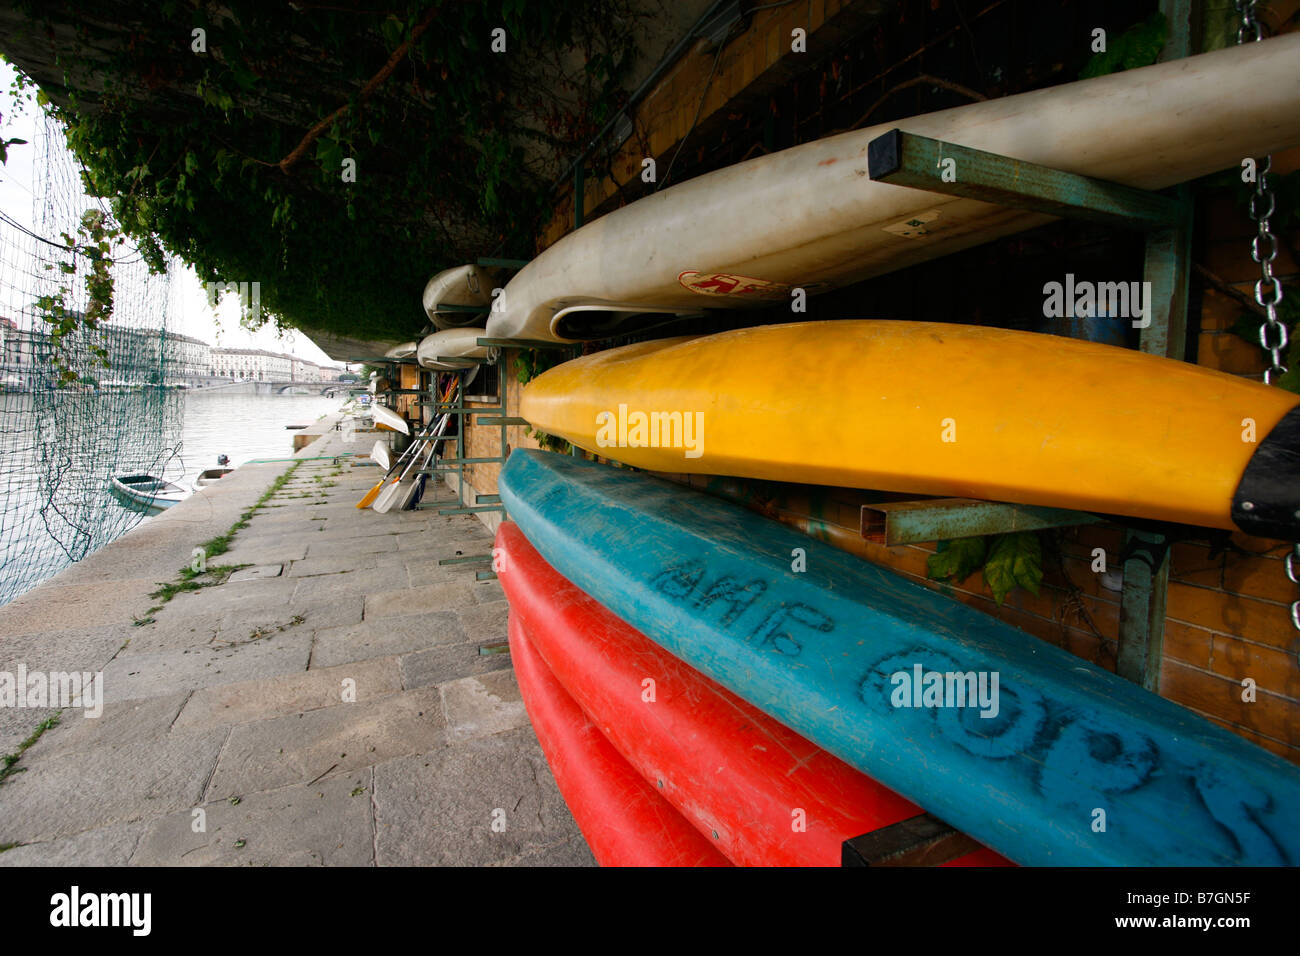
[1288,547,1300,630]
[1237,2,1300,632]
[1236,1,1287,383]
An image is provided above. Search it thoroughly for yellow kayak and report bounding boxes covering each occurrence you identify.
[519,321,1300,536]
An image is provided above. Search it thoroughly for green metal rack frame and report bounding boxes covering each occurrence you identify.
[865,125,1194,692]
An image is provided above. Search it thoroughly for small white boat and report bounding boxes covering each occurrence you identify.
[370,403,409,435]
[416,327,492,370]
[422,265,501,329]
[384,341,419,361]
[195,468,234,487]
[110,474,189,512]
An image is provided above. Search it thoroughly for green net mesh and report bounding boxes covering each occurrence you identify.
[0,116,183,607]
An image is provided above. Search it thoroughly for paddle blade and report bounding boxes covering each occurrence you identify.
[371,477,403,513]
[356,480,385,509]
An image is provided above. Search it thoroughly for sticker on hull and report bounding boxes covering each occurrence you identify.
[677,271,792,299]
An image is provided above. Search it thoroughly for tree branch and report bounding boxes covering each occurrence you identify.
[277,4,440,174]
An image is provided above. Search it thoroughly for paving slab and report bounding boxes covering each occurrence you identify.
[372,728,592,867]
[290,567,408,601]
[0,822,147,867]
[310,612,465,669]
[130,771,375,866]
[101,631,314,703]
[364,581,476,620]
[454,601,510,646]
[25,693,192,759]
[399,640,514,688]
[0,726,228,844]
[205,685,444,798]
[173,656,402,731]
[440,669,529,743]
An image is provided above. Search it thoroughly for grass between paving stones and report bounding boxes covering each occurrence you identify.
[135,462,302,623]
[0,713,62,800]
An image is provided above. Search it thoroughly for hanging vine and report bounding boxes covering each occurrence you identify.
[33,209,125,384]
[0,0,650,348]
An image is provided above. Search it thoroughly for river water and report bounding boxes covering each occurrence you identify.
[0,390,345,607]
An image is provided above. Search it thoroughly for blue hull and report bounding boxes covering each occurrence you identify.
[499,450,1300,866]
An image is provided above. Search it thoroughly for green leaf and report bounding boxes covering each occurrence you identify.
[926,536,987,583]
[1080,13,1167,80]
[982,532,1043,607]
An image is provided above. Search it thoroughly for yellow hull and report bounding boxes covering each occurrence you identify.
[520,322,1300,532]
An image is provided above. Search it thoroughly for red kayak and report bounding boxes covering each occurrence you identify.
[508,613,731,867]
[498,522,1009,867]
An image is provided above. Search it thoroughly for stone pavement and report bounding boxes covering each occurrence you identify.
[0,419,594,866]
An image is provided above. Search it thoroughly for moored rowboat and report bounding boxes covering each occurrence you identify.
[109,473,188,512]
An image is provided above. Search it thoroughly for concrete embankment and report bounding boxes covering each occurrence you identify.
[0,416,592,865]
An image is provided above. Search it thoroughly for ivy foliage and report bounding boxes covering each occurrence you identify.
[928,531,1043,607]
[2,1,645,349]
[36,209,123,384]
[1079,12,1167,79]
[515,347,570,453]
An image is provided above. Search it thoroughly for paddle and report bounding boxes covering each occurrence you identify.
[356,378,456,508]
[373,409,453,513]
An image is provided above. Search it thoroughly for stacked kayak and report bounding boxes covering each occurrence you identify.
[499,520,1008,867]
[509,614,731,867]
[518,321,1300,539]
[483,34,1300,343]
[498,450,1300,866]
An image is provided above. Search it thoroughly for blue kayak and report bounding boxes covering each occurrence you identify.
[499,449,1300,866]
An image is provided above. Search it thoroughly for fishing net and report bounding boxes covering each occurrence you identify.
[0,115,183,607]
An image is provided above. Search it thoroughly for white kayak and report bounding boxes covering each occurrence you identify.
[484,34,1300,342]
[370,403,409,435]
[384,341,418,361]
[416,327,492,370]
[422,265,501,330]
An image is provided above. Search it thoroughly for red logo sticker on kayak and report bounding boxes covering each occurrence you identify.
[677,271,791,299]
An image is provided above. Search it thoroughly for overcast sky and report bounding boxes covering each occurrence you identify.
[0,59,339,366]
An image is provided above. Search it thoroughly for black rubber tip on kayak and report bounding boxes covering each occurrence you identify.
[867,129,903,181]
[1232,404,1300,540]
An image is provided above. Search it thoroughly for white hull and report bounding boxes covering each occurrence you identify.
[384,341,419,360]
[422,265,500,329]
[370,403,409,434]
[484,34,1300,342]
[110,474,188,512]
[416,327,492,369]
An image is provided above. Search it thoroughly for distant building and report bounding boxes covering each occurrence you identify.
[167,333,212,383]
[290,357,320,382]
[211,347,293,382]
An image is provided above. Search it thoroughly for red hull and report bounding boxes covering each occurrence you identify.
[498,522,1009,867]
[508,613,730,867]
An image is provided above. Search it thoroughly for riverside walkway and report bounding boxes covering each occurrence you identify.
[0,420,594,866]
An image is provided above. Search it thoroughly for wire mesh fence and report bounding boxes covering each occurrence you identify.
[0,115,183,607]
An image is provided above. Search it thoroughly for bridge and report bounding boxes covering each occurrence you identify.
[195,379,363,398]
